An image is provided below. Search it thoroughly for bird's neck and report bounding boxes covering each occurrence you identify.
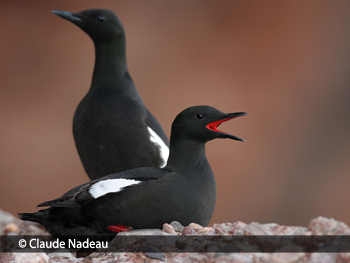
[90,42,128,91]
[166,138,211,175]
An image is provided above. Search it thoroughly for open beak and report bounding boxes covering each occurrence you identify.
[206,112,248,141]
[52,10,82,23]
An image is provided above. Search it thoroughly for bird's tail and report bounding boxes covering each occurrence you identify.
[18,209,50,224]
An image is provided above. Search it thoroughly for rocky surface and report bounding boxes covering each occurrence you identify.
[1,208,350,262]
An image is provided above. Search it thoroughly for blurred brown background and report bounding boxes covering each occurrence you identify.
[1,0,350,227]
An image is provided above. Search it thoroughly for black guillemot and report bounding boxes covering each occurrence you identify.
[52,9,169,180]
[19,106,247,236]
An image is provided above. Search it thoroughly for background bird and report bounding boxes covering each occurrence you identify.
[52,8,169,180]
[19,106,247,236]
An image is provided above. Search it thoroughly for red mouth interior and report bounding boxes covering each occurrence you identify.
[206,117,235,134]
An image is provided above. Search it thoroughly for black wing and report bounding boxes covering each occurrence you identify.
[37,167,167,208]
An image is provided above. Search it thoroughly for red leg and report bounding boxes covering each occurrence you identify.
[107,225,133,232]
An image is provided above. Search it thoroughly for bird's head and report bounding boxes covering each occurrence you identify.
[52,9,125,44]
[171,105,247,143]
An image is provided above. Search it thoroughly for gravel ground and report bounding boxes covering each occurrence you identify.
[1,209,350,263]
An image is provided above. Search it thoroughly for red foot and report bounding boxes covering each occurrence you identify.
[107,225,133,232]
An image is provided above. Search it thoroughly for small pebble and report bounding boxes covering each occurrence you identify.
[308,216,350,235]
[3,223,19,234]
[162,223,177,235]
[188,222,203,231]
[182,226,195,235]
[170,221,184,232]
[244,222,273,235]
[144,246,166,261]
[198,227,215,235]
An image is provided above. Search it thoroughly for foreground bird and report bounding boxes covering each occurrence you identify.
[52,9,169,180]
[19,106,247,236]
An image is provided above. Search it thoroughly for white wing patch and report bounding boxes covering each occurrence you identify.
[89,178,142,199]
[147,126,169,168]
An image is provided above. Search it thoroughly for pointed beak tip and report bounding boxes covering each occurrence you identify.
[234,136,246,142]
[237,112,248,118]
[225,112,248,119]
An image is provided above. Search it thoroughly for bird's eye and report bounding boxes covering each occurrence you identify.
[97,16,105,22]
[197,114,204,119]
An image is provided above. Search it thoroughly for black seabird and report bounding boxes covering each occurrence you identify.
[52,9,169,180]
[19,106,247,236]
